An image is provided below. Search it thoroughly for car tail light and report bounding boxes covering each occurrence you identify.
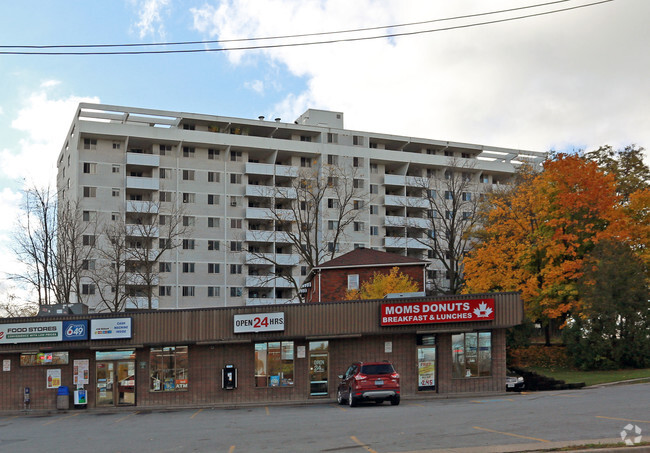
[354,373,367,381]
[391,372,400,379]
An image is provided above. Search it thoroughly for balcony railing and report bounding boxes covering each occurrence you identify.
[384,237,429,249]
[246,253,300,266]
[245,276,295,288]
[125,297,159,310]
[384,194,428,208]
[385,215,430,229]
[126,176,159,191]
[126,200,159,214]
[245,298,298,306]
[126,152,160,167]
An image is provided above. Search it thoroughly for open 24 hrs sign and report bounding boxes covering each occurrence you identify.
[233,312,285,333]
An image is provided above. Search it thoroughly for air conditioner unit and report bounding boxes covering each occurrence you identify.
[230,200,237,207]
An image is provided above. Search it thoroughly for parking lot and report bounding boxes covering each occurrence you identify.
[1,382,648,453]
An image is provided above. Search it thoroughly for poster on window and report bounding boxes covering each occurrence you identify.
[73,359,89,386]
[418,362,435,387]
[47,369,61,389]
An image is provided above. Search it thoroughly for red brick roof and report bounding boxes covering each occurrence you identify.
[314,248,428,270]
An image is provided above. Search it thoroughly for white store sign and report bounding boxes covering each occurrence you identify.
[234,312,285,333]
[90,318,132,340]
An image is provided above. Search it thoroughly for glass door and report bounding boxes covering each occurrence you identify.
[96,362,114,406]
[417,334,436,391]
[309,341,329,396]
[117,361,136,405]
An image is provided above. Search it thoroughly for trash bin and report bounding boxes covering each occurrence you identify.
[56,386,70,410]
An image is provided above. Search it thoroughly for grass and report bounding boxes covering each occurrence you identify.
[525,366,650,387]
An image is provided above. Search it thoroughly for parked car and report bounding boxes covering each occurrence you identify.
[337,361,400,407]
[506,370,525,391]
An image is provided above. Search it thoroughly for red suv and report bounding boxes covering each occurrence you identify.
[337,361,400,407]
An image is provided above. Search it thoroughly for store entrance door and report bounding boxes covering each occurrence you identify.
[309,341,329,396]
[417,334,436,391]
[95,351,137,407]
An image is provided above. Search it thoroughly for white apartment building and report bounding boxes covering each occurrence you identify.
[57,104,545,312]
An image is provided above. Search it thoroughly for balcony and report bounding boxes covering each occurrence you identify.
[126,200,159,214]
[384,237,429,249]
[246,253,300,266]
[126,176,159,191]
[126,152,160,167]
[245,162,299,178]
[125,297,159,310]
[246,298,298,306]
[384,195,428,209]
[245,230,293,243]
[125,248,157,261]
[385,215,430,229]
[245,276,295,288]
[245,207,294,221]
[126,224,159,237]
[126,273,159,286]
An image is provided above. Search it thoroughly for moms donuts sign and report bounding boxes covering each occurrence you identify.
[381,298,495,326]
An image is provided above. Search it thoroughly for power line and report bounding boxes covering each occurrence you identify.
[0,0,613,56]
[1,0,574,50]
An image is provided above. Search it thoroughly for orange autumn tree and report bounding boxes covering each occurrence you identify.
[464,154,631,343]
[346,267,420,300]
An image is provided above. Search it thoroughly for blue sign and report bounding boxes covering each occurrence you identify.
[62,320,88,341]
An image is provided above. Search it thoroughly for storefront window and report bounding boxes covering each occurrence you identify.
[20,351,69,366]
[452,332,491,378]
[255,341,294,387]
[149,346,188,391]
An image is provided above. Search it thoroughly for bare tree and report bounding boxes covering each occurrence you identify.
[245,164,367,302]
[0,292,38,318]
[414,158,483,294]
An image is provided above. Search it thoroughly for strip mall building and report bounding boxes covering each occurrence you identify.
[0,292,522,411]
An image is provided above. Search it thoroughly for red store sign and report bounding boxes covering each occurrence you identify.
[381,298,495,326]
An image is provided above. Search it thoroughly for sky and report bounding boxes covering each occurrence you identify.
[0,0,648,303]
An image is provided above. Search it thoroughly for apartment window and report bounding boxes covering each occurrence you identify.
[370,163,378,174]
[207,240,220,251]
[160,191,172,202]
[370,205,379,215]
[481,175,490,184]
[370,226,379,236]
[182,147,195,158]
[83,162,97,174]
[445,210,453,220]
[352,135,364,146]
[327,199,339,209]
[81,284,95,295]
[81,259,95,271]
[208,148,220,160]
[369,142,378,149]
[113,142,121,150]
[230,264,242,275]
[353,200,364,210]
[462,153,471,159]
[182,216,195,227]
[207,194,220,205]
[158,215,168,226]
[182,169,195,181]
[230,241,242,252]
[370,184,378,194]
[348,274,359,290]
[159,238,170,249]
[462,211,471,220]
[462,192,472,202]
[159,286,172,296]
[159,262,172,273]
[112,188,120,197]
[463,172,472,182]
[182,193,195,204]
[427,169,436,178]
[208,171,220,183]
[229,196,240,207]
[230,173,242,184]
[111,212,120,221]
[255,341,294,387]
[182,286,195,297]
[327,133,338,144]
[452,332,492,378]
[354,243,364,249]
[230,218,242,229]
[82,211,95,222]
[82,235,96,246]
[354,221,364,232]
[353,157,362,167]
[445,150,453,157]
[207,218,219,228]
[208,263,220,274]
[182,239,195,250]
[230,150,242,162]
[301,266,307,276]
[159,144,171,155]
[83,138,97,150]
[327,177,338,187]
[327,242,339,252]
[353,179,364,189]
[112,165,120,173]
[230,287,242,297]
[327,155,338,165]
[445,191,454,200]
[182,263,195,273]
[300,135,312,142]
[445,171,452,180]
[83,187,96,198]
[327,220,338,230]
[208,287,220,297]
[300,157,311,168]
[426,148,436,155]
[158,168,170,179]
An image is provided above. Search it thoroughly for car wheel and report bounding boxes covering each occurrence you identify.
[337,389,345,405]
[390,395,400,406]
[348,390,357,407]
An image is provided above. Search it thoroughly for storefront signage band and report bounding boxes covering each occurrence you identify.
[381,298,495,326]
[234,312,284,333]
[90,318,132,340]
[0,318,126,344]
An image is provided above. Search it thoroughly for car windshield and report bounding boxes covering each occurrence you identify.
[360,364,394,375]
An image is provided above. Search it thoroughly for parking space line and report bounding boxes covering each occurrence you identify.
[350,435,379,453]
[407,403,424,407]
[471,398,514,403]
[115,411,139,423]
[473,426,550,443]
[228,446,235,453]
[336,405,348,411]
[190,408,203,419]
[597,416,650,424]
[43,412,80,426]
[265,406,270,416]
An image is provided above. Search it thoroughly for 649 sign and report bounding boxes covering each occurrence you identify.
[233,312,285,333]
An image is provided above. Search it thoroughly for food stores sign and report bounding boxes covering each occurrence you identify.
[381,299,495,326]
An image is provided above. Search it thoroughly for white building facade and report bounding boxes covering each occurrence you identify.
[57,104,545,312]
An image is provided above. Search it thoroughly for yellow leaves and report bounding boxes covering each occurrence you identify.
[346,267,420,300]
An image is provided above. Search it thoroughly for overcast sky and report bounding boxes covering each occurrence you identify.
[0,0,648,302]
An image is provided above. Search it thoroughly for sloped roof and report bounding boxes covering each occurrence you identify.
[314,248,428,270]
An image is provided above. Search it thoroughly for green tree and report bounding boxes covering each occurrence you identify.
[563,240,650,370]
[585,145,650,201]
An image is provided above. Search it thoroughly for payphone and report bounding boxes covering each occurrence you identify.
[23,387,30,410]
[222,365,237,390]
